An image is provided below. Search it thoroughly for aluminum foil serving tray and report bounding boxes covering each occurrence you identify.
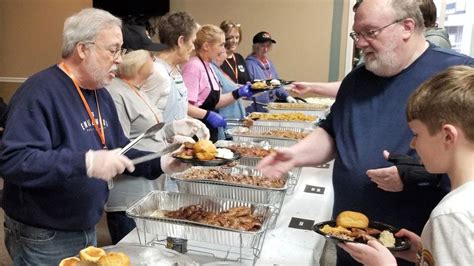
[126,191,273,248]
[171,166,290,207]
[228,125,312,148]
[215,140,301,194]
[247,112,320,128]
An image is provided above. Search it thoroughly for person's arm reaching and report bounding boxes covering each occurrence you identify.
[257,127,336,178]
[291,81,341,98]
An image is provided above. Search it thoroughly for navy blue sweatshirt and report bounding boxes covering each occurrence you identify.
[0,65,163,231]
[320,46,474,235]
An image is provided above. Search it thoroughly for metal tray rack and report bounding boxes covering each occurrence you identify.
[126,191,273,263]
[170,166,291,228]
[215,140,301,194]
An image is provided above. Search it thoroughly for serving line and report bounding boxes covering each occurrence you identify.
[118,163,334,265]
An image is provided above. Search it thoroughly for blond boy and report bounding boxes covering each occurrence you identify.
[340,65,474,265]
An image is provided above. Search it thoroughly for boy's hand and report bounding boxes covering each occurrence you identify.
[339,240,397,266]
[392,229,422,262]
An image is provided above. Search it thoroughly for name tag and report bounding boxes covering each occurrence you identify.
[174,76,183,84]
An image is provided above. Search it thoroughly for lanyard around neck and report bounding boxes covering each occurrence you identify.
[224,54,238,82]
[257,57,272,79]
[122,79,160,124]
[59,62,107,149]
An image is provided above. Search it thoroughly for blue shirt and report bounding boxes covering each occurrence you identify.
[320,46,474,234]
[0,65,164,231]
[245,55,289,106]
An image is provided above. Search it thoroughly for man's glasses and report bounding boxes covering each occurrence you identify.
[349,19,403,43]
[85,42,127,60]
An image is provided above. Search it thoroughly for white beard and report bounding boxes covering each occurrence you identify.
[84,58,112,88]
[364,39,400,77]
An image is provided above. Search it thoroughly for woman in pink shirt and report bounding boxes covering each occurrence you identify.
[182,24,251,141]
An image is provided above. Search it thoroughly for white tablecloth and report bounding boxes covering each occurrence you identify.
[119,163,334,265]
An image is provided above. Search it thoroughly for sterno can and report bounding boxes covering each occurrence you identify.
[166,237,188,253]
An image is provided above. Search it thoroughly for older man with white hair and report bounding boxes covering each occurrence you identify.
[0,8,191,264]
[257,0,474,265]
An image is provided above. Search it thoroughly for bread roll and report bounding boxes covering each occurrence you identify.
[194,139,217,160]
[336,211,369,229]
[79,246,106,263]
[59,257,80,266]
[97,252,130,266]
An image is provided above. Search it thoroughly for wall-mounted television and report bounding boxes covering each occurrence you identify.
[93,0,170,17]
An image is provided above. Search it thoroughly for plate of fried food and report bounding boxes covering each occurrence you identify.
[250,79,293,91]
[172,139,241,166]
[313,211,410,251]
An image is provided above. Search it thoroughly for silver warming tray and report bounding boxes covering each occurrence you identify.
[126,191,273,248]
[171,166,289,207]
[246,112,319,128]
[227,125,312,148]
[215,140,301,194]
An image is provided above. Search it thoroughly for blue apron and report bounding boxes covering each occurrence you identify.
[163,73,188,123]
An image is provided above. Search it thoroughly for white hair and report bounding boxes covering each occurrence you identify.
[61,8,121,58]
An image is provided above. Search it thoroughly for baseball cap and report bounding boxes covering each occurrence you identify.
[252,31,276,44]
[122,24,167,51]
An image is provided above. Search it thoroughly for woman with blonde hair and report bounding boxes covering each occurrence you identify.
[182,24,253,141]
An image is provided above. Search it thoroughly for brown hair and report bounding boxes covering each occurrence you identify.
[406,65,474,141]
[194,24,224,51]
[220,20,242,45]
[417,0,437,27]
[158,11,198,49]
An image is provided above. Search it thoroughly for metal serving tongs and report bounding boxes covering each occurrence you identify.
[118,122,166,155]
[225,117,255,127]
[131,142,181,165]
[108,122,165,190]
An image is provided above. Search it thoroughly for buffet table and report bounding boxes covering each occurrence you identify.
[119,163,334,265]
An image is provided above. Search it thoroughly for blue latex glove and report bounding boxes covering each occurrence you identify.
[204,111,227,128]
[232,82,252,99]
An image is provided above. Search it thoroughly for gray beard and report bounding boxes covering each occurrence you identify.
[365,50,399,77]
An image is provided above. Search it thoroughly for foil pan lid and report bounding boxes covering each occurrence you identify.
[102,244,198,265]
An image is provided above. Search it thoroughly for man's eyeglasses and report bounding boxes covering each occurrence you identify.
[349,19,403,43]
[84,42,127,59]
